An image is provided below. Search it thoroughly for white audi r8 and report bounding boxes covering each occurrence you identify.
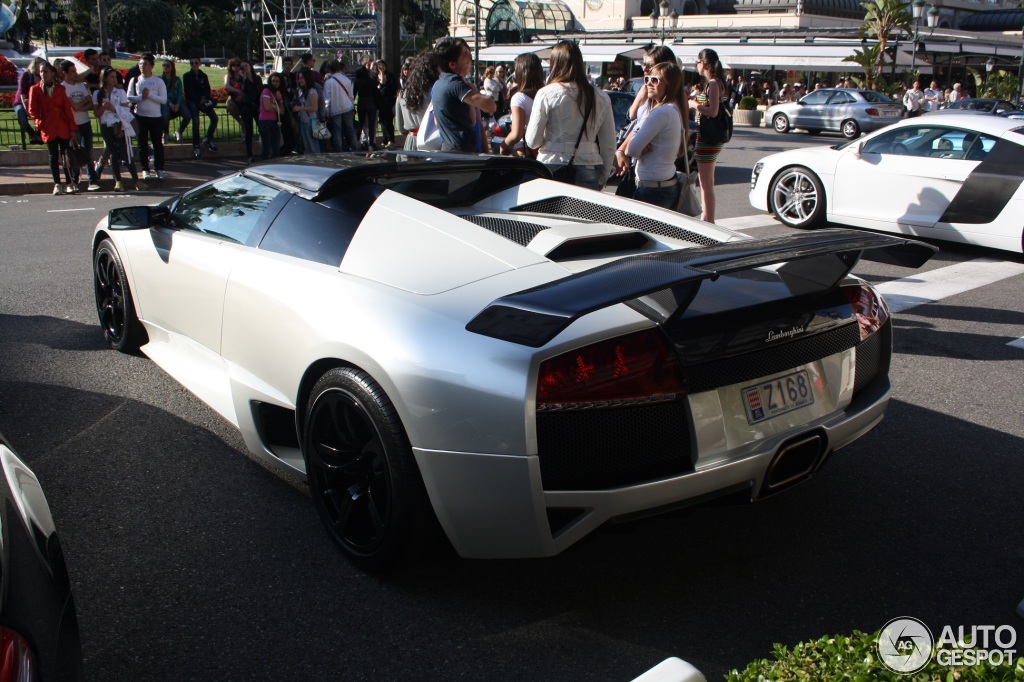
[750,114,1024,253]
[93,152,935,570]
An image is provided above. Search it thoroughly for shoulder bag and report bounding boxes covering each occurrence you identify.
[551,97,593,184]
[415,101,443,151]
[674,130,702,218]
[698,82,733,146]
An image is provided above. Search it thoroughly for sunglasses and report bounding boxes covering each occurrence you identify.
[642,62,655,71]
[190,61,200,66]
[644,75,662,85]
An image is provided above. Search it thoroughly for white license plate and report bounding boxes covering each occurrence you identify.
[883,110,901,117]
[742,370,815,424]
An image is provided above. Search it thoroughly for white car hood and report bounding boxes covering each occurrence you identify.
[760,144,845,174]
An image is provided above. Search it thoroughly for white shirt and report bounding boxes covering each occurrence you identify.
[62,81,92,126]
[324,72,354,115]
[923,87,941,112]
[903,88,925,113]
[509,91,533,151]
[525,83,616,177]
[93,87,132,127]
[627,103,682,182]
[127,74,167,118]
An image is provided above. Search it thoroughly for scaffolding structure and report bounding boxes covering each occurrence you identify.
[259,0,381,67]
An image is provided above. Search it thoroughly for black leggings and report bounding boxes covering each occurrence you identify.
[100,125,139,182]
[46,138,71,184]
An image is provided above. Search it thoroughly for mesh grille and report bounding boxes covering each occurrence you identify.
[853,320,891,395]
[682,324,861,393]
[537,400,693,491]
[460,215,549,246]
[512,196,720,247]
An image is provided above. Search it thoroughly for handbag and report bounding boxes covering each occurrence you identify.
[551,99,592,184]
[699,100,732,146]
[311,117,331,140]
[674,136,702,218]
[615,162,636,197]
[415,101,443,151]
[66,142,91,169]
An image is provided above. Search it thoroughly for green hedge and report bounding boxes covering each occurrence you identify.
[726,630,1022,681]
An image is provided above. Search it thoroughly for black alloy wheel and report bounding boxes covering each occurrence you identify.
[303,368,429,571]
[93,239,146,352]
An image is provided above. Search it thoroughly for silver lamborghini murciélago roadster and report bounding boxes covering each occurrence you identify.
[92,152,935,571]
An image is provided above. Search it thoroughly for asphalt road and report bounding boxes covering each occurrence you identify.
[1,129,1022,681]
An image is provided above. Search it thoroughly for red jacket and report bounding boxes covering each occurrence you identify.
[27,82,78,143]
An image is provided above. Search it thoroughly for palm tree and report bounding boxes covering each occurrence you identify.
[844,43,884,90]
[859,0,911,87]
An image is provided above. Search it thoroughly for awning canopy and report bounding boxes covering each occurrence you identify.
[576,44,649,63]
[477,42,647,63]
[477,43,553,61]
[669,42,931,74]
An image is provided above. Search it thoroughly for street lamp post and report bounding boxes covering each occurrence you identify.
[985,57,994,95]
[421,0,442,46]
[910,0,924,78]
[658,0,669,43]
[24,0,59,61]
[1016,24,1024,105]
[234,0,261,62]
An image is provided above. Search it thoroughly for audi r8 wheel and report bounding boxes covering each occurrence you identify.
[773,114,790,133]
[93,238,146,352]
[303,367,430,571]
[769,166,825,229]
[841,119,861,139]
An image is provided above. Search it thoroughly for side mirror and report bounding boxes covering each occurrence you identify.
[107,206,170,230]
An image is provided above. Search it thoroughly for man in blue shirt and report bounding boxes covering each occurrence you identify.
[430,38,496,152]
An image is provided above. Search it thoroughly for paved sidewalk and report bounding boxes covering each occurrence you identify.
[0,141,252,196]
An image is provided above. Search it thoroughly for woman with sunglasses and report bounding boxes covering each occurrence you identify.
[627,45,676,121]
[623,63,688,208]
[688,48,727,223]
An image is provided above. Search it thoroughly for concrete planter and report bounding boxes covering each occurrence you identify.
[733,108,763,127]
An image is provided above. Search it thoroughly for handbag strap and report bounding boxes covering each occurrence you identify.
[565,90,594,168]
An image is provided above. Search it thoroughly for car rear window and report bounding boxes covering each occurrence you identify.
[859,91,892,103]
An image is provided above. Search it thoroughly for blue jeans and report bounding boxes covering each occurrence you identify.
[298,118,320,154]
[71,121,99,184]
[184,100,218,146]
[329,111,359,152]
[257,119,281,160]
[633,181,679,209]
[547,164,600,191]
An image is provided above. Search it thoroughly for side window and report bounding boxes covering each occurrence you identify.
[800,90,831,106]
[259,194,365,267]
[828,92,855,105]
[170,175,281,245]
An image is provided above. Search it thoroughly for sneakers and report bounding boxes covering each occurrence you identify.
[95,162,105,179]
[65,183,76,194]
[113,180,124,192]
[204,138,218,152]
[53,183,63,195]
[87,183,101,192]
[135,180,147,191]
[193,145,202,159]
[174,131,181,142]
[156,171,167,180]
[141,170,152,180]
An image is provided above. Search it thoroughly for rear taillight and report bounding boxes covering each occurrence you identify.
[0,627,36,682]
[865,108,879,117]
[537,329,686,411]
[844,283,889,340]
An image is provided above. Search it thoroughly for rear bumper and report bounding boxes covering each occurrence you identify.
[413,374,890,559]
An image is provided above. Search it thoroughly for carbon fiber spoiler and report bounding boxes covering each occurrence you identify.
[466,229,936,347]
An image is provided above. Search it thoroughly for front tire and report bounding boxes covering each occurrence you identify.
[769,166,826,229]
[841,119,861,139]
[303,367,431,572]
[773,114,790,133]
[93,238,146,352]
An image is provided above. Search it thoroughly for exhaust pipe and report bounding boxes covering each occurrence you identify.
[760,431,826,497]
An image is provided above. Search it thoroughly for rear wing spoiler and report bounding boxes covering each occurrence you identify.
[466,229,936,347]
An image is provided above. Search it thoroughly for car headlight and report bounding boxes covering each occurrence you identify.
[751,162,764,190]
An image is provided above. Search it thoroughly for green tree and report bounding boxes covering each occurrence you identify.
[859,0,911,88]
[107,0,175,53]
[844,42,884,90]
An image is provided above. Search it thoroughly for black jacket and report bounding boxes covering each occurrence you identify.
[183,70,213,104]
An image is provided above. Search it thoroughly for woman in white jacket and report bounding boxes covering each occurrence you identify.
[525,40,615,190]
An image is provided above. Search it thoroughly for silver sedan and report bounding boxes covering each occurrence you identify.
[767,88,904,139]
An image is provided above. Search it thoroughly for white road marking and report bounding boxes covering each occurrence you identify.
[46,207,96,213]
[875,258,1024,314]
[717,214,778,230]
[1008,338,1024,350]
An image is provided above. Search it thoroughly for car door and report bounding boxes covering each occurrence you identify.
[830,124,995,233]
[121,174,283,355]
[791,89,831,130]
[821,90,856,132]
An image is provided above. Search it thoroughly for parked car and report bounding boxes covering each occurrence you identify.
[92,152,934,571]
[0,431,84,681]
[491,90,633,153]
[750,113,1024,252]
[766,88,904,139]
[933,98,1017,115]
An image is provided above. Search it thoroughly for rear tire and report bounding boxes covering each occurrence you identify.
[303,367,432,572]
[769,166,826,229]
[93,238,146,352]
[773,114,790,133]
[841,119,861,139]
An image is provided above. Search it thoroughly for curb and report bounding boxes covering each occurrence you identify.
[0,142,249,167]
[2,177,212,196]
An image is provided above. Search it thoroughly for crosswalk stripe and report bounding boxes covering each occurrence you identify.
[874,258,1024,314]
[1008,338,1024,350]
